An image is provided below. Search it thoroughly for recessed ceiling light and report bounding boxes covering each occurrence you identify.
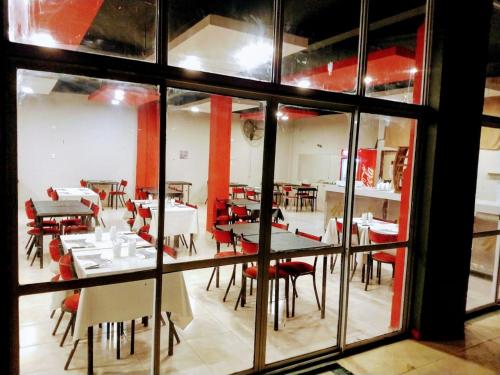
[234,41,273,70]
[111,99,120,105]
[21,86,34,94]
[114,89,125,100]
[179,56,203,71]
[190,106,200,113]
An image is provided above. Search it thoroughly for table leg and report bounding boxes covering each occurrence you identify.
[35,216,43,269]
[87,326,93,375]
[168,319,174,356]
[321,255,327,319]
[274,259,279,331]
[173,235,180,248]
[241,263,247,307]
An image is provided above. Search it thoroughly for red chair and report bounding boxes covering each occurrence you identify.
[91,203,105,227]
[98,190,107,210]
[231,205,252,223]
[271,222,289,231]
[52,254,79,348]
[215,199,230,226]
[234,238,290,312]
[51,190,59,201]
[163,245,177,259]
[279,229,322,316]
[365,229,398,290]
[125,199,136,229]
[206,228,243,302]
[331,219,359,274]
[80,179,87,188]
[138,228,153,243]
[245,189,257,199]
[47,187,54,198]
[136,188,148,200]
[80,198,91,207]
[109,179,128,208]
[138,206,152,226]
[283,185,299,210]
[60,200,87,232]
[231,187,245,199]
[25,203,60,267]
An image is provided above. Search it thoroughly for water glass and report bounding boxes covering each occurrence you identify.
[94,227,103,241]
[112,239,123,258]
[128,238,137,257]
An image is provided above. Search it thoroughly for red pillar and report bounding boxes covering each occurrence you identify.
[390,23,425,328]
[136,101,160,196]
[206,95,232,231]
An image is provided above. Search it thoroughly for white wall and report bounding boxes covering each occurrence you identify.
[17,92,138,206]
[476,149,500,202]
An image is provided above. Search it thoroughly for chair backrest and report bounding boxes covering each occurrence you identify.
[215,199,228,209]
[232,187,245,194]
[47,187,54,198]
[241,237,259,255]
[175,199,184,204]
[49,239,62,262]
[91,203,99,218]
[139,231,153,243]
[80,179,87,188]
[283,185,292,192]
[138,206,152,219]
[186,203,198,209]
[136,188,148,200]
[59,254,76,280]
[125,199,136,216]
[24,201,36,220]
[51,190,59,201]
[295,228,322,242]
[335,219,359,235]
[81,198,91,207]
[245,189,256,198]
[368,228,398,244]
[119,179,128,191]
[272,222,289,231]
[213,228,234,245]
[231,205,248,217]
[99,190,107,201]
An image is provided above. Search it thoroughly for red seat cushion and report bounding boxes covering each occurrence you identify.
[109,191,126,195]
[28,226,60,235]
[127,218,135,226]
[372,252,396,264]
[279,261,314,275]
[27,219,58,227]
[63,293,80,312]
[64,225,89,234]
[244,266,289,279]
[214,251,243,258]
[61,218,82,226]
[163,246,177,259]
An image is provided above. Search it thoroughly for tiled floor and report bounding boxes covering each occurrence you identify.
[330,310,500,375]
[17,203,496,374]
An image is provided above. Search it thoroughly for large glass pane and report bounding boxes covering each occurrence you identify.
[8,1,157,61]
[365,0,427,104]
[20,281,155,374]
[484,5,500,116]
[168,1,277,81]
[467,126,500,310]
[17,69,159,284]
[265,104,351,363]
[281,0,361,93]
[346,247,409,343]
[160,267,255,374]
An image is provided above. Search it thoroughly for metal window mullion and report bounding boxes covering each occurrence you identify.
[271,0,285,85]
[356,0,370,96]
[420,0,434,106]
[157,0,168,67]
[151,81,167,375]
[338,109,362,350]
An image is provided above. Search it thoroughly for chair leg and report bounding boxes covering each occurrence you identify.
[234,286,244,310]
[364,257,372,291]
[250,279,253,295]
[50,309,56,319]
[167,312,181,344]
[25,234,33,250]
[60,314,74,347]
[64,339,79,370]
[330,254,338,274]
[130,320,135,355]
[216,266,220,288]
[52,311,65,336]
[116,322,121,359]
[206,267,216,291]
[100,218,106,227]
[312,274,321,310]
[291,278,297,317]
[223,265,236,302]
[377,262,382,284]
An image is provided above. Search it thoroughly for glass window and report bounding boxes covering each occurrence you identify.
[467,126,500,310]
[365,0,427,104]
[168,1,275,80]
[17,69,159,284]
[281,0,361,93]
[484,5,500,117]
[8,0,157,61]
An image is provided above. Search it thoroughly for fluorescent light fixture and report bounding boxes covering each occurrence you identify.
[30,32,57,48]
[179,55,202,71]
[297,79,311,88]
[111,99,120,105]
[114,89,125,100]
[364,76,373,85]
[190,106,200,113]
[21,86,34,94]
[234,41,273,70]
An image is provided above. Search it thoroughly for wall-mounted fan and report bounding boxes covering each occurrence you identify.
[242,119,264,142]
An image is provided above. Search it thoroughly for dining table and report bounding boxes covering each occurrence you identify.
[85,180,120,207]
[54,187,102,217]
[32,200,93,268]
[59,232,193,373]
[166,181,192,202]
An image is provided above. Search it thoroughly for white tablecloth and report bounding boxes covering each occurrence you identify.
[130,200,198,238]
[56,233,193,340]
[323,217,399,246]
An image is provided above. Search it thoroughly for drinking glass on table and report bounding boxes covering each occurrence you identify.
[112,239,123,258]
[94,227,103,241]
[128,238,137,257]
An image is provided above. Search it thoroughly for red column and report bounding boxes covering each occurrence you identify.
[390,22,425,328]
[206,95,232,231]
[136,101,160,196]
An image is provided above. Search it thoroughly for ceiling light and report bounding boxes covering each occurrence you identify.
[30,33,57,48]
[276,111,283,119]
[114,89,125,100]
[409,67,418,75]
[179,55,202,71]
[21,86,33,94]
[111,99,120,105]
[234,41,273,70]
[297,79,311,88]
[364,76,373,85]
[190,106,200,113]
[282,115,289,121]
